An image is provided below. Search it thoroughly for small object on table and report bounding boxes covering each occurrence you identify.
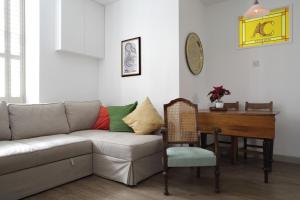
[208,85,231,109]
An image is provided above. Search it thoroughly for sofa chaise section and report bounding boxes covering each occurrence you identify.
[65,101,163,185]
[71,130,163,185]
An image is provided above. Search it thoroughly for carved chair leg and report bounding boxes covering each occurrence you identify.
[214,166,220,193]
[244,138,248,160]
[163,169,169,195]
[197,167,200,178]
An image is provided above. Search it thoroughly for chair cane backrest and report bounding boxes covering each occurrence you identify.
[224,102,239,111]
[245,101,273,112]
[164,98,199,144]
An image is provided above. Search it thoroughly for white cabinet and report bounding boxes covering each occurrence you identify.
[85,0,105,58]
[56,0,105,58]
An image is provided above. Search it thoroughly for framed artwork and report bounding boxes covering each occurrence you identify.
[239,7,290,48]
[121,37,141,77]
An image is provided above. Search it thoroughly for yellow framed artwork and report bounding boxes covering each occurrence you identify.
[239,7,290,48]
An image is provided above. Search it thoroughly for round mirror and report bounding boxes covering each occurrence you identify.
[185,33,204,75]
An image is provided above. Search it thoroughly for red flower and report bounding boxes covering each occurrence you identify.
[208,85,231,103]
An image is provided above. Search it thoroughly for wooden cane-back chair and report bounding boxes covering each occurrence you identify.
[221,102,239,163]
[245,101,273,112]
[224,101,239,111]
[243,101,273,160]
[162,98,220,195]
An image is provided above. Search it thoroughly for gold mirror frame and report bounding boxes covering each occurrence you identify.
[185,33,204,75]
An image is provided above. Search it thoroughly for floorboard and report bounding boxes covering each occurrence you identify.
[24,159,300,200]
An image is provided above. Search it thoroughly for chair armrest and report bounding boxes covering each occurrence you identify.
[160,126,168,169]
[160,126,168,146]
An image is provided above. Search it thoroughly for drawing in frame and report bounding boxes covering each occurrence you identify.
[121,37,141,77]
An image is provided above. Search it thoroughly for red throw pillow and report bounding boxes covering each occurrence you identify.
[93,106,110,130]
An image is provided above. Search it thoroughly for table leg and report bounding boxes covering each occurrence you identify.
[270,140,274,172]
[244,138,248,160]
[231,136,238,164]
[263,139,272,183]
[201,133,207,149]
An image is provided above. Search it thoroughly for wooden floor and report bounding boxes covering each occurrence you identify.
[25,159,300,200]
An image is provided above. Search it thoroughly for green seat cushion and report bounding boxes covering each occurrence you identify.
[167,147,216,167]
[108,102,138,132]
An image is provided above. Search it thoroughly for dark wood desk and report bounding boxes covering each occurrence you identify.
[198,110,279,183]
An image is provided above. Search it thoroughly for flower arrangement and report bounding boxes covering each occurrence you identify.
[208,86,231,103]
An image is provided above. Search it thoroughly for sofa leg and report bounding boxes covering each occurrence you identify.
[128,185,136,189]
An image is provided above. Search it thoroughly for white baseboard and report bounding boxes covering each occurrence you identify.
[273,154,300,165]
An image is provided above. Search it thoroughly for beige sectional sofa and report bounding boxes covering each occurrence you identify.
[0,101,163,200]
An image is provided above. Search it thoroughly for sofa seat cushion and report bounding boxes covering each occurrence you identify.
[0,134,92,176]
[70,130,163,161]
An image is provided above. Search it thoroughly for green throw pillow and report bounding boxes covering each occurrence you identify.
[108,102,138,132]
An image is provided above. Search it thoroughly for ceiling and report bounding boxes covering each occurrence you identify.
[201,0,229,6]
[95,0,119,5]
[95,0,229,6]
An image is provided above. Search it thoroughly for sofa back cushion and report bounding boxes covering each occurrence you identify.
[9,103,70,140]
[0,101,11,140]
[64,100,101,132]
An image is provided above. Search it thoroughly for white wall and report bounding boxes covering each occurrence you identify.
[98,0,180,113]
[179,0,208,108]
[39,0,99,103]
[25,0,40,103]
[205,0,300,158]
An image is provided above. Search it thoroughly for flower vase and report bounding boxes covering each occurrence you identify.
[215,100,224,109]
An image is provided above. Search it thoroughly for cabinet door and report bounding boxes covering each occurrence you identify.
[58,0,85,55]
[84,0,105,58]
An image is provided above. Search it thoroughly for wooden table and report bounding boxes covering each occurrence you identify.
[198,110,279,183]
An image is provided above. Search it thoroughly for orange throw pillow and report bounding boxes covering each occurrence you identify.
[93,106,110,130]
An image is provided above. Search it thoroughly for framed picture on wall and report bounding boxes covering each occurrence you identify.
[121,37,141,77]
